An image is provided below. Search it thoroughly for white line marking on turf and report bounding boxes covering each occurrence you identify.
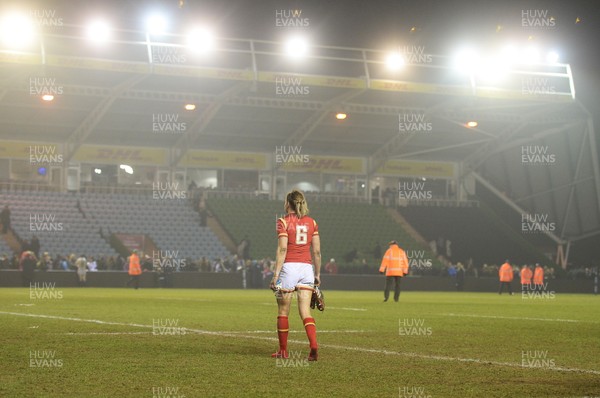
[261,303,367,311]
[442,313,598,323]
[214,330,370,334]
[2,311,599,376]
[61,332,152,335]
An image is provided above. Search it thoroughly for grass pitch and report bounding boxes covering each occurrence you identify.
[0,288,599,397]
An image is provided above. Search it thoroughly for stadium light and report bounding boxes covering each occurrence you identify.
[452,48,480,73]
[521,46,540,64]
[385,52,405,70]
[119,164,134,174]
[94,168,102,175]
[184,103,196,111]
[285,36,308,58]
[466,121,478,128]
[41,94,54,101]
[546,51,559,64]
[335,112,347,120]
[86,20,111,44]
[0,12,36,48]
[146,14,167,35]
[187,28,215,53]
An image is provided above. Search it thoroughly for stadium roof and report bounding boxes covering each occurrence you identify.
[0,1,599,246]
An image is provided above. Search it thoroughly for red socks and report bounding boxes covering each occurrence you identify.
[277,316,289,352]
[303,317,318,350]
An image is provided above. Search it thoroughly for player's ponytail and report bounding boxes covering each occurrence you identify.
[286,190,309,218]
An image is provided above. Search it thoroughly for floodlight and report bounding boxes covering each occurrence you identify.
[41,94,54,101]
[0,12,35,48]
[453,48,480,72]
[521,46,540,64]
[335,112,347,120]
[385,52,405,70]
[546,51,559,64]
[94,168,102,175]
[187,28,214,53]
[184,103,196,111]
[86,20,111,44]
[466,121,478,128]
[285,36,308,58]
[146,14,167,35]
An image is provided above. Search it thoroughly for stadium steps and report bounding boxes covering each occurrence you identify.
[206,213,237,254]
[385,207,428,247]
[2,228,22,254]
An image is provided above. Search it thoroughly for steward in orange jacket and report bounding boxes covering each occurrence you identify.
[379,241,409,302]
[533,264,544,291]
[520,265,533,285]
[126,250,142,289]
[498,260,514,295]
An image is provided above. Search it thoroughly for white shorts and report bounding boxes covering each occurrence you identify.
[277,262,315,291]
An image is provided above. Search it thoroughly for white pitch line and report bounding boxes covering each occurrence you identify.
[442,313,598,323]
[261,303,367,311]
[2,311,599,376]
[61,332,151,335]
[213,330,370,334]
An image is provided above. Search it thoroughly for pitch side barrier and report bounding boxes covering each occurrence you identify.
[0,270,595,294]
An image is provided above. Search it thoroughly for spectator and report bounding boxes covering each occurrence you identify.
[0,205,10,234]
[87,257,98,272]
[324,258,338,275]
[20,250,37,287]
[30,235,40,258]
[76,255,88,287]
[455,263,465,291]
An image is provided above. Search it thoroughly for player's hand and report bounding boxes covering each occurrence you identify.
[379,271,384,274]
[269,277,277,291]
[314,276,321,286]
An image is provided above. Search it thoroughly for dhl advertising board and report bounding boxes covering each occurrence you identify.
[279,155,365,174]
[71,145,168,166]
[376,159,455,179]
[0,141,62,161]
[179,150,268,170]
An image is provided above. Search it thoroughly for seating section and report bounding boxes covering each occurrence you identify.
[0,237,12,256]
[207,198,431,264]
[1,190,116,258]
[80,193,229,260]
[397,204,547,265]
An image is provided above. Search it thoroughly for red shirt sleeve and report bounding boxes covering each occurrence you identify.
[276,217,288,238]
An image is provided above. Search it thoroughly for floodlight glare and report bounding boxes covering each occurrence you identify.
[335,112,347,120]
[546,51,559,64]
[453,48,480,73]
[184,103,196,111]
[86,20,111,44]
[146,14,167,35]
[187,28,214,53]
[521,46,540,64]
[94,168,102,175]
[385,52,405,70]
[41,94,54,101]
[466,121,478,128]
[0,12,35,48]
[285,37,308,58]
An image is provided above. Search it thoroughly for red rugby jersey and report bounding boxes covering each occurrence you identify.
[276,213,319,264]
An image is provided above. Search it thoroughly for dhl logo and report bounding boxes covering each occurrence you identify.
[324,78,356,87]
[96,149,146,161]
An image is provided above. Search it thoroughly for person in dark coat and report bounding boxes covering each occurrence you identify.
[1,205,10,234]
[20,250,38,287]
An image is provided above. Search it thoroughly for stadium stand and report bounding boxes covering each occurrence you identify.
[80,192,230,260]
[1,190,117,258]
[397,202,548,265]
[207,197,435,269]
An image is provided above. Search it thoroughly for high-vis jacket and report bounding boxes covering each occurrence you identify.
[533,266,544,284]
[379,244,409,276]
[499,262,513,282]
[520,266,533,285]
[128,253,142,276]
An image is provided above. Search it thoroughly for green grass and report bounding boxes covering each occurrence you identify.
[1,288,599,397]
